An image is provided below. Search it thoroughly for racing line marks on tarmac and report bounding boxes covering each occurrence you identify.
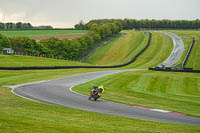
[133,105,185,116]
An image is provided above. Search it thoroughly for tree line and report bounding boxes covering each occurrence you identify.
[75,19,200,30]
[0,20,122,60]
[0,22,53,29]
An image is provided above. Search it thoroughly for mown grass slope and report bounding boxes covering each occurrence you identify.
[73,70,200,117]
[169,30,200,69]
[86,31,173,68]
[0,29,88,37]
[0,69,200,133]
[85,31,148,65]
[0,55,89,67]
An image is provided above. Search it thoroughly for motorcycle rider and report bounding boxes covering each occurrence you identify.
[89,86,104,100]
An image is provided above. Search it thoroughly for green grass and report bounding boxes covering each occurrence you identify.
[0,55,89,67]
[0,69,200,133]
[73,70,200,117]
[0,29,88,37]
[85,31,148,65]
[168,30,200,69]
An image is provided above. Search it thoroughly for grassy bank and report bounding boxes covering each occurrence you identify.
[124,31,173,68]
[0,55,89,67]
[0,69,200,133]
[85,31,148,65]
[0,29,88,37]
[85,31,173,68]
[73,70,200,117]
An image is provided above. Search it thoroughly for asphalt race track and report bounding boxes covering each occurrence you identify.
[12,69,200,126]
[158,32,184,67]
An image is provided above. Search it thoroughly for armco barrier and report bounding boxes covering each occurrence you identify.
[149,67,200,73]
[182,38,195,68]
[0,33,152,70]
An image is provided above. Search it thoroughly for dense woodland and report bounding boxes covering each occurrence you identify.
[1,19,200,61]
[75,19,200,30]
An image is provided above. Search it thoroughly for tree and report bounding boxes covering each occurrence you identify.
[74,20,88,30]
[0,34,11,50]
[39,38,59,56]
[16,22,22,29]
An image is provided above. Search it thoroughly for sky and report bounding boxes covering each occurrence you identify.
[0,0,199,28]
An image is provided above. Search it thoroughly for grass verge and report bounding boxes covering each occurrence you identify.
[0,55,89,67]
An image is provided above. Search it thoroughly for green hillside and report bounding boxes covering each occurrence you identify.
[85,31,148,65]
[85,31,173,68]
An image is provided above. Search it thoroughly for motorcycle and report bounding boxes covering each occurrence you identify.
[88,90,100,101]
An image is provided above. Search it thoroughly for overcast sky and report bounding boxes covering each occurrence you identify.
[0,0,199,28]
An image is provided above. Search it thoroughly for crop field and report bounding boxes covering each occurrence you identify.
[0,30,200,132]
[0,29,88,37]
[0,29,88,40]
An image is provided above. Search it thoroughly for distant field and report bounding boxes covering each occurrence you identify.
[0,55,89,67]
[169,30,200,69]
[0,29,88,37]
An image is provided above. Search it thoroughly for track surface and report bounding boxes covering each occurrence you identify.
[13,69,200,126]
[158,32,184,67]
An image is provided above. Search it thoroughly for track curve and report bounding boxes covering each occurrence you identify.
[12,69,200,126]
[158,32,184,67]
